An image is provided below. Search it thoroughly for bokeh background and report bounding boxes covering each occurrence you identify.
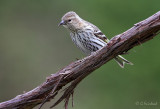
[0,0,160,109]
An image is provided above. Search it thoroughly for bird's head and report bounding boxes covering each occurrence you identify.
[59,11,86,31]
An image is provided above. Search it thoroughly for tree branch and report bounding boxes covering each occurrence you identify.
[1,11,160,109]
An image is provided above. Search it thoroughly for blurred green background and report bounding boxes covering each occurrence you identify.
[0,0,160,109]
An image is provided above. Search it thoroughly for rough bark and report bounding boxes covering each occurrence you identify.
[0,11,160,109]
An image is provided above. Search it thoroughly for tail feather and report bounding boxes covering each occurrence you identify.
[114,55,133,68]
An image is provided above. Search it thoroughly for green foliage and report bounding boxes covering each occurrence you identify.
[0,0,160,109]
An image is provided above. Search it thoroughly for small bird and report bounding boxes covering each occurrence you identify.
[59,11,133,68]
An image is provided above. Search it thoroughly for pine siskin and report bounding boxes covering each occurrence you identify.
[59,11,133,68]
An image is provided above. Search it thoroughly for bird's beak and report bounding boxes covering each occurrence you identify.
[58,20,66,26]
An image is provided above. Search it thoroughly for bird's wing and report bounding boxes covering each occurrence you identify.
[84,20,109,43]
[93,29,110,43]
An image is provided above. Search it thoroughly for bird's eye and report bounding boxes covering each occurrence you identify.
[68,19,71,22]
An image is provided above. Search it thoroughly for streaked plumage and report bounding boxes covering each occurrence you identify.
[59,11,133,68]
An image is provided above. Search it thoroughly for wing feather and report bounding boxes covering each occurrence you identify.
[94,30,109,43]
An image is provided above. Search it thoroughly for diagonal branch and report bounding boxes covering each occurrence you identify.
[0,11,160,109]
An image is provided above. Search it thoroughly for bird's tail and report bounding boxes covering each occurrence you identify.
[114,55,133,68]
